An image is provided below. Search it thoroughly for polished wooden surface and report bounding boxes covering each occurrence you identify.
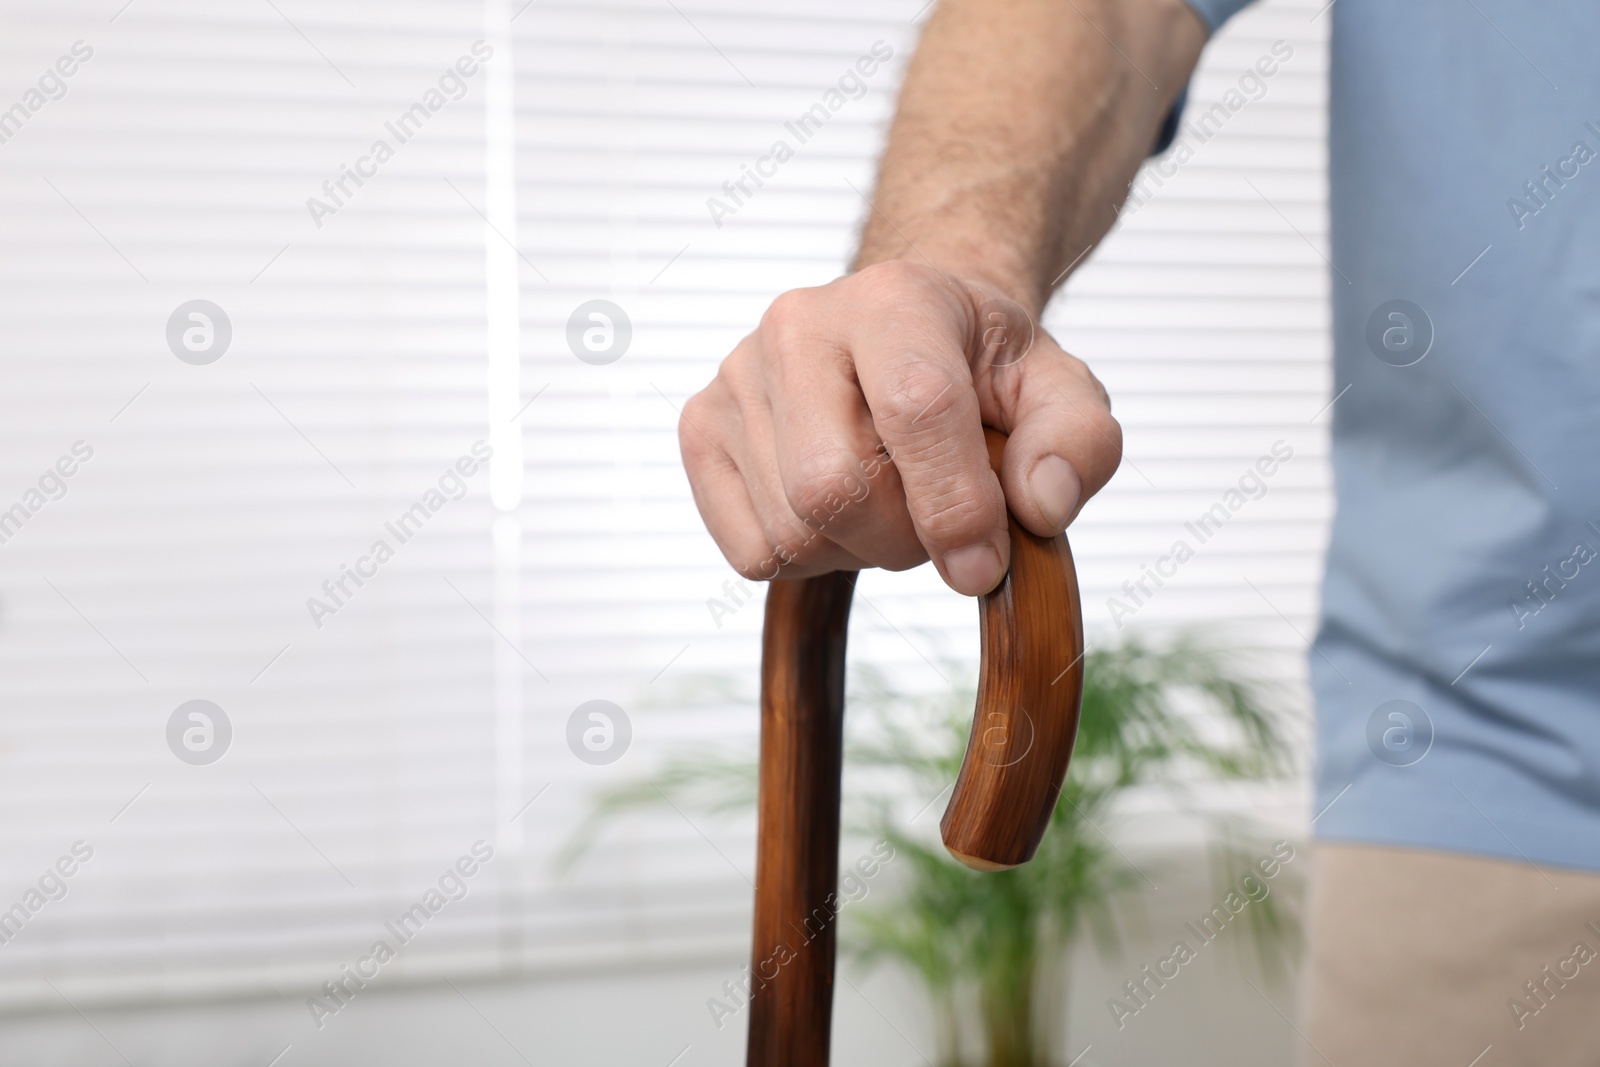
[940,429,1084,869]
[748,572,856,1067]
[747,428,1083,1065]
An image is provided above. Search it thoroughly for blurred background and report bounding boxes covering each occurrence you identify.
[0,0,1330,1063]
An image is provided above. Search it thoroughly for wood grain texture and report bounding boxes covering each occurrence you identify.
[747,571,855,1067]
[747,428,1084,1064]
[940,428,1085,870]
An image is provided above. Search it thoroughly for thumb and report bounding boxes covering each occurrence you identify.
[977,331,1123,537]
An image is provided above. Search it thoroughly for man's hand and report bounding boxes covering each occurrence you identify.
[677,0,1205,596]
[679,260,1121,596]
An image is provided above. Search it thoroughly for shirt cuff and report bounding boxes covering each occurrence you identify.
[1152,0,1255,155]
[1182,0,1254,32]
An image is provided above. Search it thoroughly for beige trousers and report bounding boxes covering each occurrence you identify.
[1303,842,1600,1067]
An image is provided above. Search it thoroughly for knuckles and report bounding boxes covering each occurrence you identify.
[846,259,946,309]
[1061,354,1114,412]
[874,368,969,439]
[757,286,822,352]
[688,265,1015,576]
[1091,407,1123,453]
[782,455,864,534]
[747,522,836,579]
[906,477,1001,550]
[1078,406,1124,487]
[677,387,717,466]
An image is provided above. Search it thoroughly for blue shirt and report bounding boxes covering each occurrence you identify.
[1183,0,1600,872]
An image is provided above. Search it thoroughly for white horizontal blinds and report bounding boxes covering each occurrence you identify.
[0,0,517,1008]
[505,0,921,979]
[513,0,1329,973]
[511,0,925,971]
[0,0,1331,1010]
[1066,2,1330,646]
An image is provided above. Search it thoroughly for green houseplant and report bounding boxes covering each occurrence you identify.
[567,632,1300,1067]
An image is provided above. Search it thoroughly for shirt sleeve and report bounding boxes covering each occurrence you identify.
[1150,0,1257,154]
[1182,0,1256,32]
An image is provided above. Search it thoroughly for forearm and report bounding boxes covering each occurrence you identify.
[855,0,1208,312]
[684,0,1185,594]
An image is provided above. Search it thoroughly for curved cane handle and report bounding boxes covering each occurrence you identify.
[745,428,1085,1066]
[942,427,1086,869]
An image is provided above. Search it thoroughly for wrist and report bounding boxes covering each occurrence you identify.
[851,246,1045,317]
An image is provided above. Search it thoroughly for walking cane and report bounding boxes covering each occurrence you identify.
[746,427,1086,1066]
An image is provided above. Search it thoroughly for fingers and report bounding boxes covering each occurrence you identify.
[976,331,1122,538]
[680,348,867,581]
[760,288,928,573]
[680,262,1121,599]
[847,263,1010,596]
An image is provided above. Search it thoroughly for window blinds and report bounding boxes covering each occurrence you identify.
[0,0,1329,1013]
